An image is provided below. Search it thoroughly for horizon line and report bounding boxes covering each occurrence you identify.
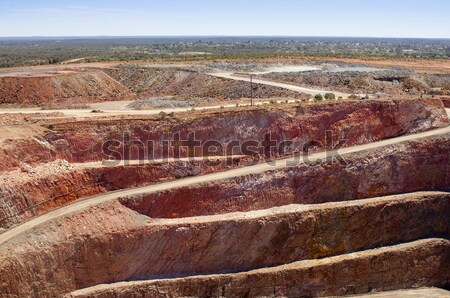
[0,35,449,40]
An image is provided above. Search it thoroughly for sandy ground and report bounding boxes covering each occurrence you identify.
[328,57,450,74]
[246,64,383,75]
[0,61,197,77]
[0,124,449,247]
[248,65,320,74]
[0,99,305,119]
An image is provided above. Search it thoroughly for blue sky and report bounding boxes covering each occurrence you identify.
[0,0,449,38]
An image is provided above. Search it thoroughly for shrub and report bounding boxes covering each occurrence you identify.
[314,94,323,101]
[159,111,167,119]
[324,93,336,100]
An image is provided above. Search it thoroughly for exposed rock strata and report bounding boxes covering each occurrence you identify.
[1,99,446,172]
[66,239,450,298]
[0,192,448,297]
[43,99,449,163]
[121,134,450,218]
[0,157,250,231]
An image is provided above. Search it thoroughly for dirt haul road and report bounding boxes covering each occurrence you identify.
[0,99,300,119]
[209,72,353,98]
[0,123,449,247]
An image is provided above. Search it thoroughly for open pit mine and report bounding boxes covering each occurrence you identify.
[0,61,449,298]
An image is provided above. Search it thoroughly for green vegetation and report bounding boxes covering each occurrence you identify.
[314,94,324,101]
[324,93,336,100]
[0,37,448,68]
[159,111,167,119]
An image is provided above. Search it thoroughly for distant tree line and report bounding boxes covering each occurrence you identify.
[0,37,448,68]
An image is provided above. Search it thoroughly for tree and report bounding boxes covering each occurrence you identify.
[314,94,323,101]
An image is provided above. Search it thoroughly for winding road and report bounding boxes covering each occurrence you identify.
[0,122,449,247]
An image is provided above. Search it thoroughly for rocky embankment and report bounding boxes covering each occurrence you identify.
[66,238,449,298]
[0,157,250,231]
[0,99,447,229]
[42,99,449,163]
[105,66,309,100]
[0,71,130,106]
[0,99,448,297]
[0,99,446,172]
[121,133,450,218]
[260,71,450,96]
[0,191,448,297]
[442,97,450,108]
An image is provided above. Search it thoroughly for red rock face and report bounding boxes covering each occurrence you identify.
[66,239,450,298]
[0,157,251,231]
[0,99,446,173]
[0,99,447,297]
[442,97,450,108]
[121,135,450,218]
[0,72,130,106]
[43,99,449,163]
[0,192,448,297]
[0,76,55,105]
[0,99,447,229]
[0,138,56,172]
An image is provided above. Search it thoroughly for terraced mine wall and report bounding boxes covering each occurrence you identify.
[121,134,450,218]
[0,192,448,297]
[42,99,448,164]
[67,238,450,298]
[0,99,447,229]
[0,100,450,297]
[0,157,251,231]
[0,99,446,173]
